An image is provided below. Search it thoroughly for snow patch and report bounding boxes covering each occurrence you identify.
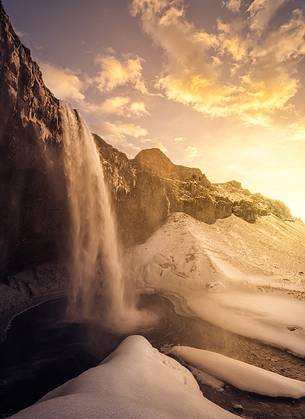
[172,346,305,398]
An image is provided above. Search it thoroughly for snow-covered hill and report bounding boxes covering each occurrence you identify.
[130,212,305,291]
[129,213,305,356]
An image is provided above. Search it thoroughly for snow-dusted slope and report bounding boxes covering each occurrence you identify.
[13,336,236,419]
[172,346,305,398]
[129,213,305,356]
[130,212,305,291]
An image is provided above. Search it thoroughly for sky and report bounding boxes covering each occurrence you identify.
[3,0,305,218]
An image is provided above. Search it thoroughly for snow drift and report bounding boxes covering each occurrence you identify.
[172,346,305,398]
[12,336,237,419]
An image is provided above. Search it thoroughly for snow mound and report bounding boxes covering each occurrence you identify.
[172,346,305,398]
[13,336,237,419]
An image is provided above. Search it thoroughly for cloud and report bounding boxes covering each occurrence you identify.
[131,0,305,126]
[100,121,148,139]
[101,96,131,114]
[95,54,147,93]
[247,0,285,33]
[16,30,27,39]
[92,120,151,156]
[129,101,150,116]
[155,141,168,154]
[132,0,236,117]
[40,62,86,101]
[140,138,169,153]
[223,0,241,13]
[185,145,199,160]
[174,136,184,142]
[251,8,305,63]
[100,96,149,117]
[287,119,305,141]
[216,19,248,62]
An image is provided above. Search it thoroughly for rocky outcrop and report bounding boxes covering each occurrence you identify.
[0,0,293,280]
[94,137,169,245]
[134,148,210,185]
[213,181,292,223]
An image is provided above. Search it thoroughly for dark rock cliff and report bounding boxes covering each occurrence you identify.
[0,0,292,281]
[0,1,68,276]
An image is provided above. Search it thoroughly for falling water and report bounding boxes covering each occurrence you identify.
[60,103,139,330]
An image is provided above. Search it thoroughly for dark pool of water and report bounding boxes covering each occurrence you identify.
[0,298,117,416]
[1,294,305,418]
[0,294,185,417]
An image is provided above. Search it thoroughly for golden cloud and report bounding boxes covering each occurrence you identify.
[287,119,305,141]
[131,0,305,126]
[251,9,305,63]
[40,62,86,101]
[95,54,147,94]
[93,120,150,156]
[223,0,241,13]
[101,121,148,139]
[185,145,199,160]
[101,96,149,117]
[129,101,150,116]
[140,138,169,153]
[247,0,284,33]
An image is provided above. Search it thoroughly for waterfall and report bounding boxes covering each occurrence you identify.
[60,103,139,330]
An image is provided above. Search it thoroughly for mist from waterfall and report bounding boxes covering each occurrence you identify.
[60,103,146,331]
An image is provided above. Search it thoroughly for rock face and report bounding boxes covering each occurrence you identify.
[95,137,169,245]
[134,148,210,184]
[0,1,68,276]
[0,1,293,282]
[96,141,292,242]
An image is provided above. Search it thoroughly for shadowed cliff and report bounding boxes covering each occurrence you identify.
[0,1,67,275]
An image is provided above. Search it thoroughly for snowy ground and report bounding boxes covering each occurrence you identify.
[12,336,237,419]
[128,212,305,357]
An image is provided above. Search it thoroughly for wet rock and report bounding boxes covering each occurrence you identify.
[232,403,244,413]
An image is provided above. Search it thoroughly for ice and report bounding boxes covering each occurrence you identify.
[172,346,305,398]
[13,336,236,419]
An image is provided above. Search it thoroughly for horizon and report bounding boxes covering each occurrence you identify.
[3,0,305,218]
